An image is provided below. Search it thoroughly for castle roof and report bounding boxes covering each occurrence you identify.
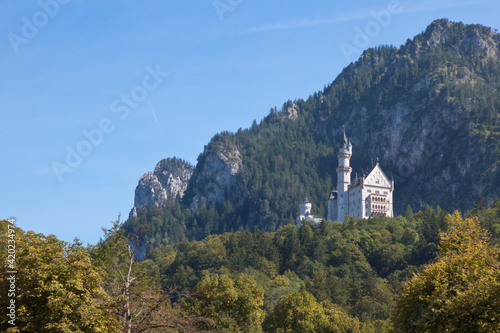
[362,163,392,189]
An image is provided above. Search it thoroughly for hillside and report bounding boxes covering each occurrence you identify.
[124,19,500,247]
[145,204,500,331]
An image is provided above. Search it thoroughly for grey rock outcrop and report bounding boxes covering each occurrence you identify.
[154,159,194,200]
[189,141,242,210]
[129,158,194,218]
[268,102,300,123]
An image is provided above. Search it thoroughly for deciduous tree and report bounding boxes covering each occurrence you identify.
[186,273,264,332]
[0,221,119,332]
[392,211,500,332]
[263,290,369,332]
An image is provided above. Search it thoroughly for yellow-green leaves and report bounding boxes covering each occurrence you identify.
[263,290,367,333]
[392,212,500,332]
[187,273,265,332]
[0,223,119,332]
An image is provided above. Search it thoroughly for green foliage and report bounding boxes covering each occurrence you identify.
[185,273,264,332]
[90,218,201,333]
[2,202,499,332]
[92,219,151,332]
[392,212,500,332]
[264,271,304,315]
[403,205,414,220]
[148,205,500,331]
[0,221,119,332]
[152,207,453,329]
[263,290,368,333]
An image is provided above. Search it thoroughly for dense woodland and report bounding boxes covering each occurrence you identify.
[2,201,500,332]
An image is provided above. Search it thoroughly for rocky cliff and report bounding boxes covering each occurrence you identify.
[129,158,194,218]
[187,141,242,210]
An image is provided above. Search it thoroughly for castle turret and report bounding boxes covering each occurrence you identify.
[299,197,312,216]
[336,129,352,221]
[297,197,321,226]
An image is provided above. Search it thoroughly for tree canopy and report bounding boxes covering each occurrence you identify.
[0,221,119,332]
[392,211,500,332]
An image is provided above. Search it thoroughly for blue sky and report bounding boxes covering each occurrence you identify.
[1,0,499,245]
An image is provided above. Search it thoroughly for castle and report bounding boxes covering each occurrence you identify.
[296,131,394,225]
[327,131,394,222]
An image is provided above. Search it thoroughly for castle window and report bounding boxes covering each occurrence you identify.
[367,190,371,193]
[384,191,388,194]
[376,190,379,194]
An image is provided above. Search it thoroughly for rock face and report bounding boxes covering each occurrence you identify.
[423,19,498,58]
[320,18,500,213]
[188,141,243,210]
[132,172,168,213]
[129,158,194,218]
[129,142,242,218]
[154,159,194,200]
[268,102,300,123]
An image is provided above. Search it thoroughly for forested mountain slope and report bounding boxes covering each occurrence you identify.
[144,204,500,331]
[124,19,500,248]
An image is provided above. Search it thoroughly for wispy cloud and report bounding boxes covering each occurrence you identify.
[237,0,497,35]
[239,11,373,34]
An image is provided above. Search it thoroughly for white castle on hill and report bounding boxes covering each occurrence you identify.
[295,197,322,226]
[296,130,394,225]
[327,130,394,222]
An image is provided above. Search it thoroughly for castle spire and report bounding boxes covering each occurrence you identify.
[342,125,348,147]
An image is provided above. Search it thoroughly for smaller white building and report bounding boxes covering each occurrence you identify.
[296,197,322,226]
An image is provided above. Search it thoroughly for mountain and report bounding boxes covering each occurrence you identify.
[125,19,500,247]
[318,18,500,213]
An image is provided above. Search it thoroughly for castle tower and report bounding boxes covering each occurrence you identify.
[299,198,312,216]
[297,197,321,226]
[336,129,352,221]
